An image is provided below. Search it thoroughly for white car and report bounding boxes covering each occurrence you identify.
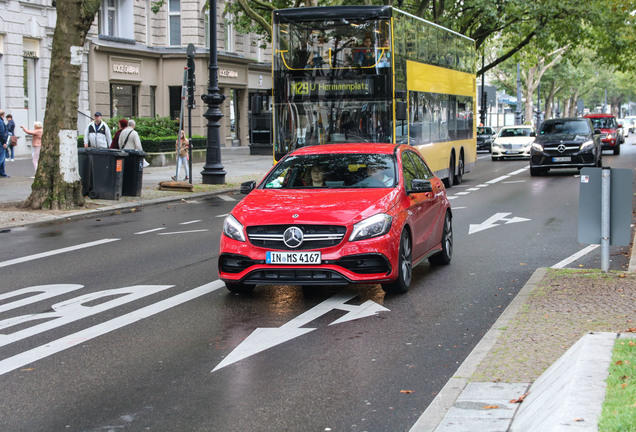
[491,125,536,161]
[624,116,636,136]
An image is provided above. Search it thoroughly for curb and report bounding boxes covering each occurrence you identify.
[408,267,548,432]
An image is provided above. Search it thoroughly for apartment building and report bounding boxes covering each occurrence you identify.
[0,0,273,157]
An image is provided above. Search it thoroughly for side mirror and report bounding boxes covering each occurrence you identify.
[594,129,602,135]
[617,124,623,128]
[409,179,433,193]
[240,180,256,194]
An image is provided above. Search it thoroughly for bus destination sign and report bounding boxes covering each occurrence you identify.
[291,79,372,98]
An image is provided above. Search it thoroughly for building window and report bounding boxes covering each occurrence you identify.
[169,86,182,119]
[168,0,181,46]
[150,86,156,118]
[110,83,138,118]
[100,0,134,39]
[224,13,234,52]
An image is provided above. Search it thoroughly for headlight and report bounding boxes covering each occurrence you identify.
[579,140,595,151]
[223,214,246,242]
[532,143,544,152]
[606,134,613,139]
[349,214,392,242]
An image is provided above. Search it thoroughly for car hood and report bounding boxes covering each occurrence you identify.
[494,136,534,145]
[232,188,401,226]
[535,133,591,144]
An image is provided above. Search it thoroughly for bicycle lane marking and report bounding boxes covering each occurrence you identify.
[0,280,225,376]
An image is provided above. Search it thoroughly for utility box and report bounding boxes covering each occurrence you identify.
[578,167,632,246]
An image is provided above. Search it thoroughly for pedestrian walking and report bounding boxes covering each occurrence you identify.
[21,121,43,172]
[83,112,111,148]
[172,129,189,181]
[0,110,9,178]
[110,118,128,149]
[118,119,143,151]
[6,114,16,161]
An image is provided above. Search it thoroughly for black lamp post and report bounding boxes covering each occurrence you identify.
[479,56,486,126]
[200,0,226,184]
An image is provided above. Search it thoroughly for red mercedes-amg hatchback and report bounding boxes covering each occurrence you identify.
[218,143,452,294]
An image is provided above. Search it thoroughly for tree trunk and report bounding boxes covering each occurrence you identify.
[23,0,101,210]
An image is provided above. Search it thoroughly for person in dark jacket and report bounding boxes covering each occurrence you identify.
[6,114,16,161]
[0,110,9,177]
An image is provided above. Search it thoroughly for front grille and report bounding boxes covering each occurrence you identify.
[247,225,347,251]
[542,144,580,155]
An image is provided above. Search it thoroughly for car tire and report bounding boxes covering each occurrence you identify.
[613,145,620,155]
[429,211,453,266]
[454,154,464,185]
[224,282,255,294]
[382,229,412,294]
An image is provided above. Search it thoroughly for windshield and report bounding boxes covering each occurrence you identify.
[540,120,590,135]
[477,127,493,135]
[499,127,533,137]
[588,117,617,129]
[262,153,396,189]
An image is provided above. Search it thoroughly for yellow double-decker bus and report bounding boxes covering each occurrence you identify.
[272,5,476,187]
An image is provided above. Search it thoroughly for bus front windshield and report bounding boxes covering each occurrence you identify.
[274,17,394,157]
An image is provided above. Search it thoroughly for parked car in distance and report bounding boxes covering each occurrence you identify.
[530,117,602,176]
[476,126,495,151]
[491,125,535,161]
[584,113,621,155]
[218,143,453,294]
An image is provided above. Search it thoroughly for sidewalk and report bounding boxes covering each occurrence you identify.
[1,147,635,431]
[0,146,273,227]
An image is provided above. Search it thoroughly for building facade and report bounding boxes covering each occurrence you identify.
[0,0,272,157]
[83,0,273,150]
[0,0,55,157]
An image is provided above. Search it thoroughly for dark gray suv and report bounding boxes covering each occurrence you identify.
[530,118,602,176]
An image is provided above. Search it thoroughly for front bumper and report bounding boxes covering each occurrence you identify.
[491,145,531,158]
[218,234,399,286]
[530,148,597,169]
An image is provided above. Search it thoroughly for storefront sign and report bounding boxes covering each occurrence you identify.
[23,38,40,58]
[219,69,239,78]
[110,58,142,81]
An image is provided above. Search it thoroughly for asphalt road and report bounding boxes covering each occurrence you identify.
[0,139,633,432]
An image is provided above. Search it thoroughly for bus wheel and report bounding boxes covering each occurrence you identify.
[454,154,464,185]
[444,154,455,188]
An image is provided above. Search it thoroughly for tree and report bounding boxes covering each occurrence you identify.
[23,0,102,210]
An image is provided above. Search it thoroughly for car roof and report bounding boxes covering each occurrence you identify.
[500,125,533,129]
[291,143,399,156]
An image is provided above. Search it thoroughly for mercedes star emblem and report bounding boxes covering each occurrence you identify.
[283,226,303,248]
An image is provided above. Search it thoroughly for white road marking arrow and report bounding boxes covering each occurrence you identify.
[212,293,389,372]
[469,212,531,234]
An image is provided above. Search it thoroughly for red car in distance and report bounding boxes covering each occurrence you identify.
[584,113,621,155]
[218,143,453,294]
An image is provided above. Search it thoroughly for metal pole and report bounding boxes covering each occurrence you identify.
[601,167,611,272]
[175,68,187,180]
[200,0,226,184]
[479,56,486,126]
[515,63,522,125]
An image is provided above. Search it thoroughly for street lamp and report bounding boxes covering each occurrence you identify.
[200,0,226,184]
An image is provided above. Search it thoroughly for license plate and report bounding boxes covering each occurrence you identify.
[505,150,519,154]
[266,251,321,265]
[553,156,571,162]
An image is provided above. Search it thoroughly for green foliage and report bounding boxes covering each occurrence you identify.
[105,116,179,139]
[598,338,636,432]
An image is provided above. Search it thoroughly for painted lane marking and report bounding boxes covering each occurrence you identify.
[465,188,480,192]
[552,245,600,269]
[454,192,470,196]
[180,220,202,225]
[216,213,229,218]
[0,281,224,376]
[0,286,174,347]
[486,175,510,184]
[157,229,209,235]
[0,285,84,314]
[212,293,389,372]
[135,227,166,235]
[508,167,529,176]
[217,195,236,202]
[468,212,531,235]
[0,239,120,269]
